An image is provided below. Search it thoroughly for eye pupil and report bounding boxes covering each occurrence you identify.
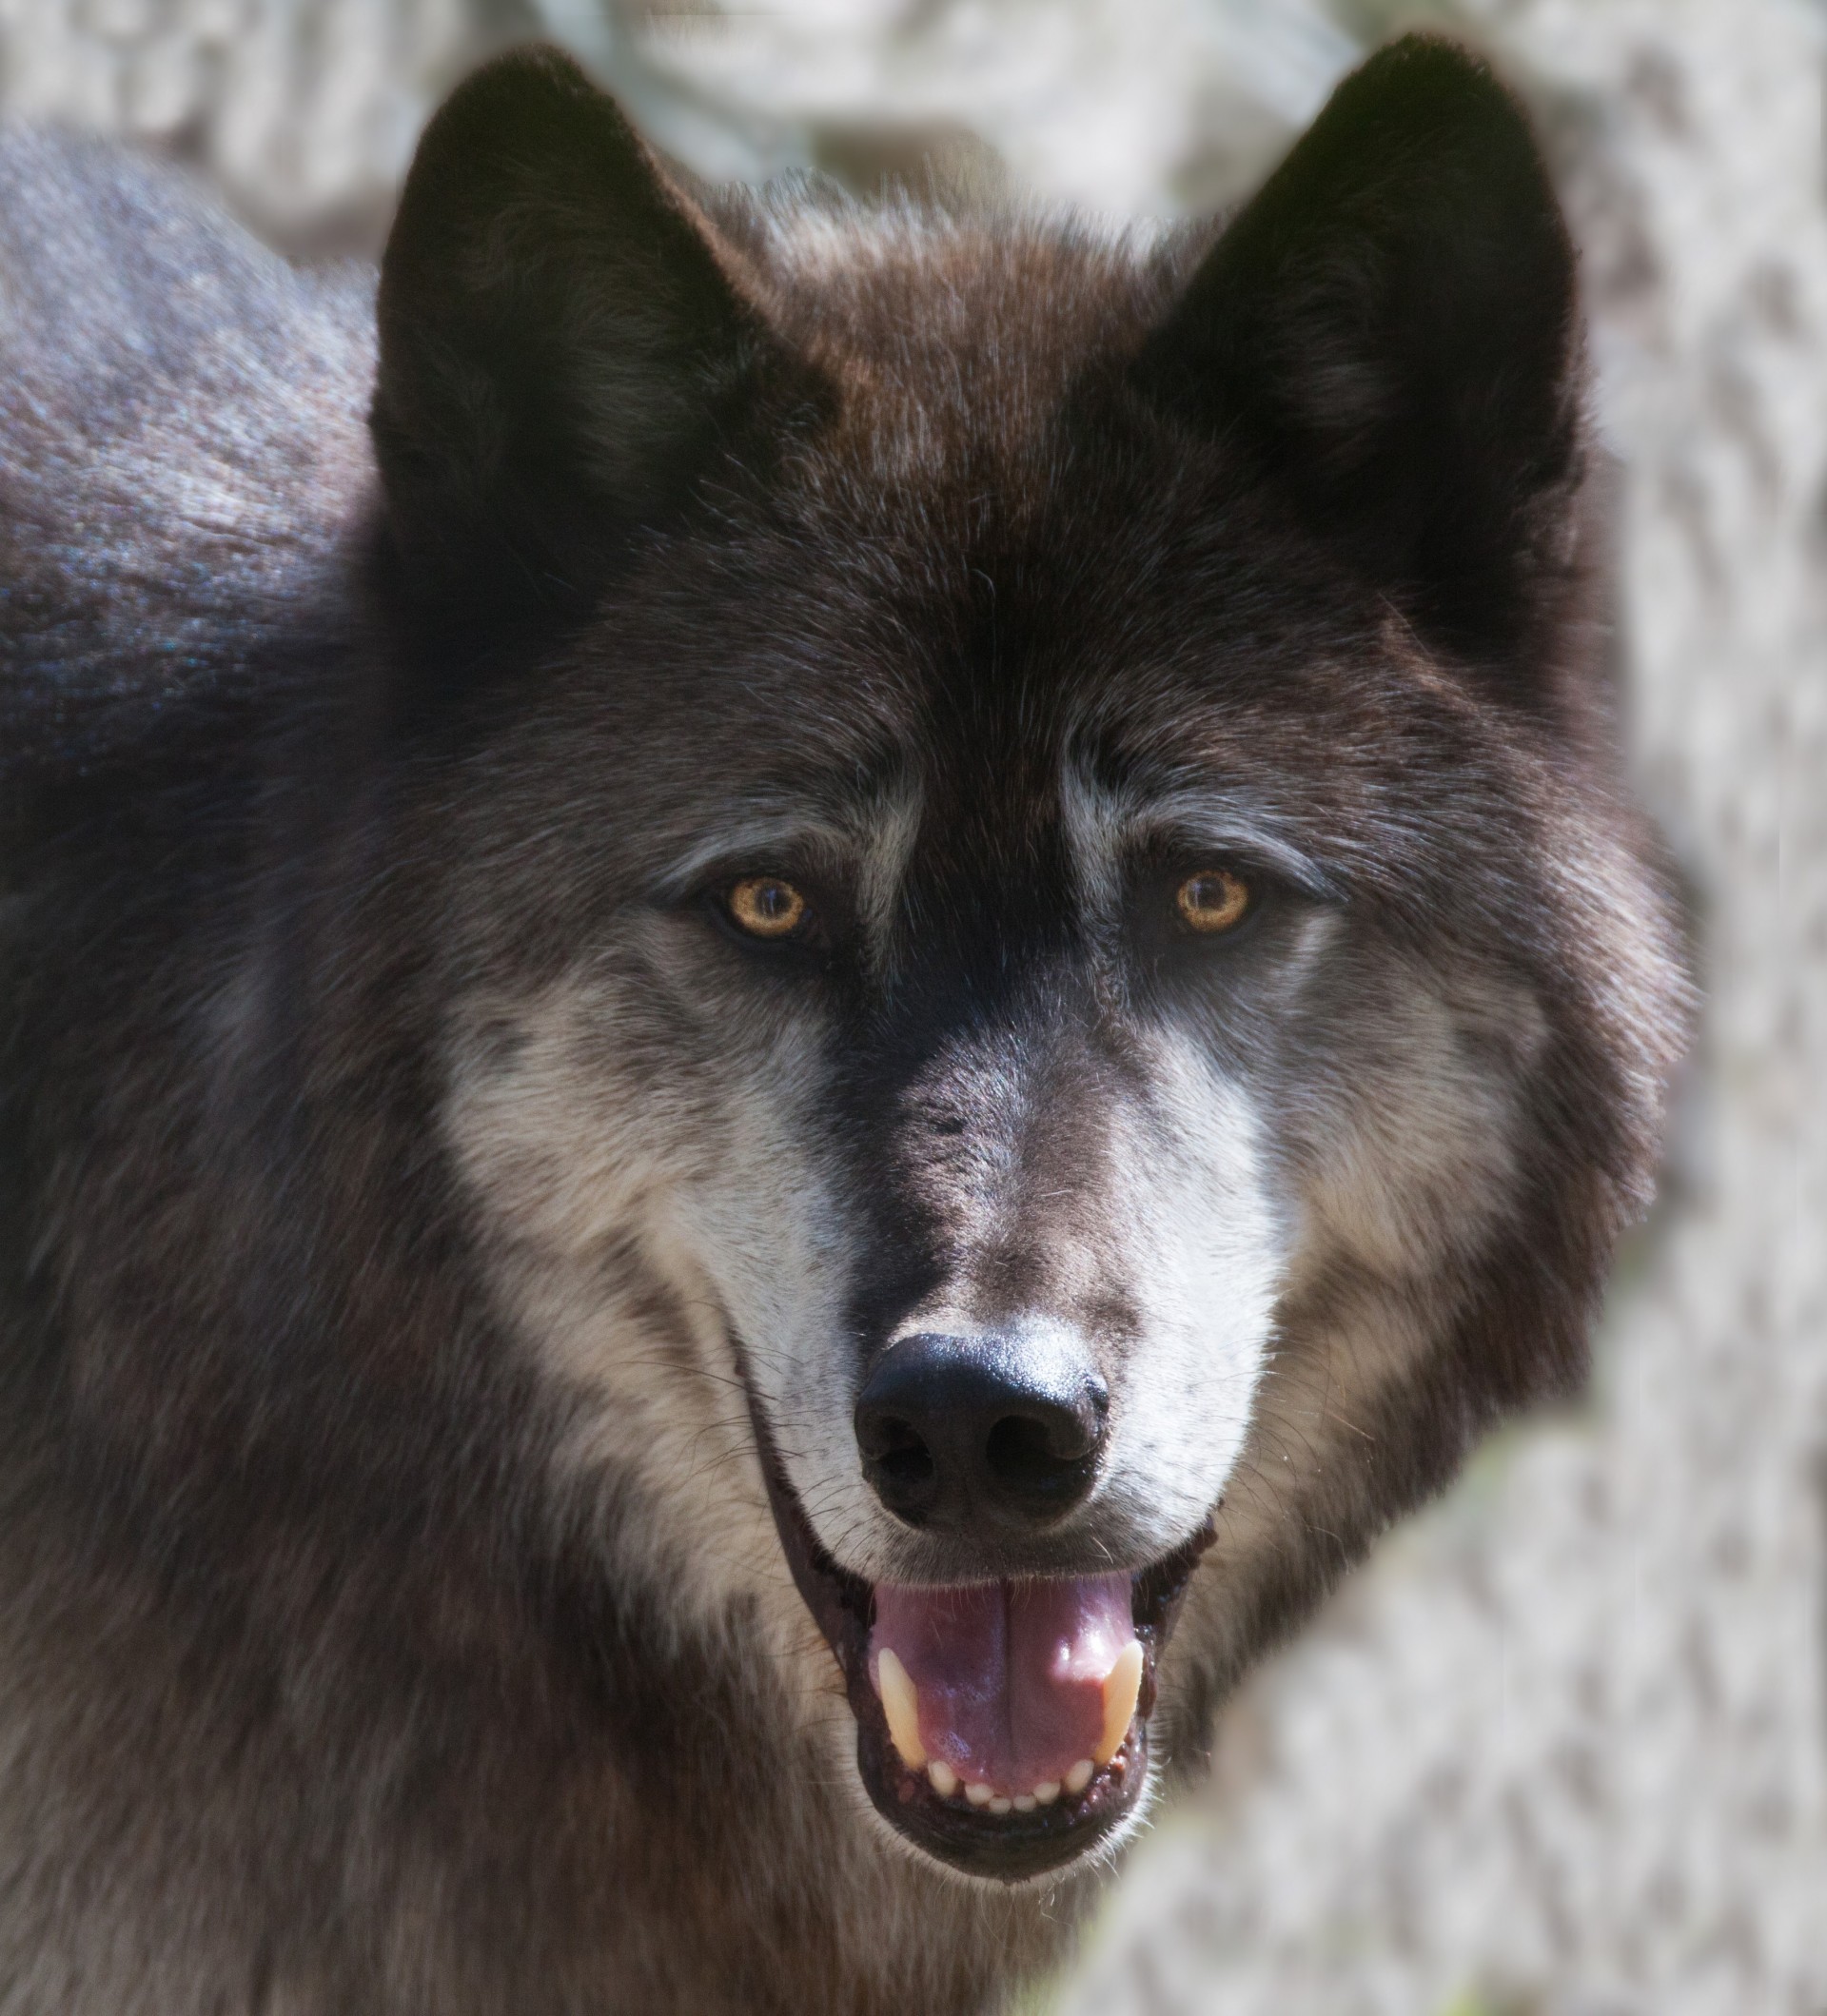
[1176,870,1250,934]
[728,876,808,939]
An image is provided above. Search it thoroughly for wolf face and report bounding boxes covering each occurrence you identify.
[356,38,1690,1888]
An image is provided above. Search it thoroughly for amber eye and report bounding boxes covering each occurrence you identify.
[1175,869,1251,935]
[726,875,809,939]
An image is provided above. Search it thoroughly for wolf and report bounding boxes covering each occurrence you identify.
[0,31,1689,2015]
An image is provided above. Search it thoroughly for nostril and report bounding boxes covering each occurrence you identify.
[855,1403,941,1519]
[984,1414,1082,1494]
[984,1378,1104,1486]
[873,1418,935,1487]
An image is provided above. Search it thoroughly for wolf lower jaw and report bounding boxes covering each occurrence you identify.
[802,1571,1177,1895]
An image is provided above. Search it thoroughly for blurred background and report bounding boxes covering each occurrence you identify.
[2,1,1820,2010]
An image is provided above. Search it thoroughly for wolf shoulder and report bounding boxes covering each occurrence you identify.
[0,129,377,773]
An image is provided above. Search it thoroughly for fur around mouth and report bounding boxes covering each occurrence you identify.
[737,1359,1213,1883]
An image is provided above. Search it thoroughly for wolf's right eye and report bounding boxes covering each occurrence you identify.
[725,876,809,940]
[1174,869,1252,935]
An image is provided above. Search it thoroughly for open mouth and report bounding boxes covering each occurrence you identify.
[741,1370,1213,1882]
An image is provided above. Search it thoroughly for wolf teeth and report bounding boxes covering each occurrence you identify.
[1093,1640,1144,1766]
[921,1764,1108,1809]
[875,1649,925,1769]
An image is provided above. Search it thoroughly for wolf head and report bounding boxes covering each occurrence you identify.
[368,39,1686,1883]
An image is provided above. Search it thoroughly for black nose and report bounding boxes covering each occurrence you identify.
[854,1329,1109,1534]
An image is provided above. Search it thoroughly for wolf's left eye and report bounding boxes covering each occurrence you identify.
[1174,869,1251,935]
[726,876,809,939]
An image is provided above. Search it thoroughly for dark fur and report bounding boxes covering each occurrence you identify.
[0,38,1689,2013]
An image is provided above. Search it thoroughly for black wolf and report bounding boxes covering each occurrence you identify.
[0,34,1688,2013]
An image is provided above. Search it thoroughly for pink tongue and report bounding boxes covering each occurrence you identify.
[870,1575,1134,1793]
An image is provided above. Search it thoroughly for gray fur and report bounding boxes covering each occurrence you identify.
[0,38,1691,2015]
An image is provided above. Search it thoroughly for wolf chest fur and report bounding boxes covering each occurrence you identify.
[0,32,1689,2015]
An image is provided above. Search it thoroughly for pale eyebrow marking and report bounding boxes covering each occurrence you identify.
[1059,770,1133,915]
[650,777,924,969]
[648,814,855,903]
[1060,762,1335,912]
[854,783,923,963]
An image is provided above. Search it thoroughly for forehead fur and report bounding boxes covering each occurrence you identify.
[509,204,1371,823]
[740,194,1188,440]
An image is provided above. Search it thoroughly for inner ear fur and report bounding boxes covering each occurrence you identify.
[371,46,809,645]
[1134,34,1583,660]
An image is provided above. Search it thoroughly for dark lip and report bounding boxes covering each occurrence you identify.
[737,1344,1215,1884]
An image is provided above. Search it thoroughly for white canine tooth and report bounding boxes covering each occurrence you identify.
[875,1649,925,1770]
[1064,1759,1095,1796]
[1094,1640,1145,1766]
[988,1795,1012,1814]
[1012,1794,1037,1813]
[1032,1780,1060,1806]
[927,1758,958,1798]
[965,1781,993,1807]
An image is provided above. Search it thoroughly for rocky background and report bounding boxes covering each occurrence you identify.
[3,3,1821,2011]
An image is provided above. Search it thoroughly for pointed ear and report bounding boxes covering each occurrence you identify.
[371,48,811,642]
[1133,35,1583,657]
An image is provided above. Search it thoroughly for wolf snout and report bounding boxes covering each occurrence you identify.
[854,1328,1110,1533]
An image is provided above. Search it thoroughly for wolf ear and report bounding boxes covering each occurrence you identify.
[1133,35,1581,657]
[371,48,802,642]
